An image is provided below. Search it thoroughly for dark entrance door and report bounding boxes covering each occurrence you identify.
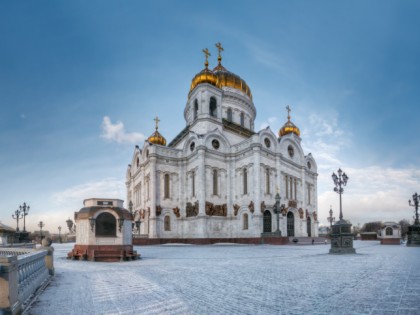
[263,210,272,233]
[287,212,294,237]
[307,217,311,237]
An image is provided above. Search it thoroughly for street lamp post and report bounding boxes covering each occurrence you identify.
[329,168,355,254]
[327,206,335,230]
[407,192,420,247]
[409,193,419,225]
[66,218,74,233]
[272,193,285,235]
[38,221,45,243]
[12,208,23,232]
[58,226,62,243]
[20,202,30,232]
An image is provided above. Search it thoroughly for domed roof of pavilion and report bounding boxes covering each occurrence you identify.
[279,106,301,137]
[147,116,166,146]
[189,44,252,100]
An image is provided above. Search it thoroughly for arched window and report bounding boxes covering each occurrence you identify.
[240,112,245,127]
[266,168,270,194]
[136,157,139,167]
[192,171,195,197]
[386,227,393,236]
[164,215,171,231]
[227,108,233,121]
[164,174,170,199]
[243,168,248,195]
[95,212,116,237]
[243,213,249,230]
[194,99,198,120]
[213,169,218,195]
[209,97,217,117]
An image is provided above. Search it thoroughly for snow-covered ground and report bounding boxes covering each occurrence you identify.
[26,241,420,315]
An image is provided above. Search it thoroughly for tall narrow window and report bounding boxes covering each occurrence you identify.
[285,175,289,199]
[294,179,297,200]
[164,215,171,231]
[385,227,393,236]
[194,99,198,120]
[266,168,270,194]
[213,169,218,195]
[307,184,311,204]
[240,112,245,127]
[243,168,248,195]
[290,177,293,200]
[209,97,217,117]
[147,180,150,200]
[227,108,232,121]
[164,174,170,198]
[243,213,249,230]
[192,171,195,197]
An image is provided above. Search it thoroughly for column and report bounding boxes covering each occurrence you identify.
[149,156,158,238]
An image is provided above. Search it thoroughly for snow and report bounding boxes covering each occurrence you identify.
[26,241,420,315]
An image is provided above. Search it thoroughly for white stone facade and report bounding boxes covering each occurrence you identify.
[126,64,319,239]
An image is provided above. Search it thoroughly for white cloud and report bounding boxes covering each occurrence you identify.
[101,116,145,144]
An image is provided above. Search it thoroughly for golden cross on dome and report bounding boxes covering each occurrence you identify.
[202,48,211,68]
[215,42,224,63]
[286,105,291,121]
[154,116,160,130]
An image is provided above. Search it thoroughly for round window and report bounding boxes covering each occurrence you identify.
[307,161,311,169]
[212,139,220,150]
[288,145,294,158]
[264,138,271,148]
[190,142,195,152]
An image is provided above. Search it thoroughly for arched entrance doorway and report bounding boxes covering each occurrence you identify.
[307,217,311,237]
[287,212,295,237]
[263,210,272,233]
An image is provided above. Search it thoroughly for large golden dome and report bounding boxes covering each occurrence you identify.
[279,106,300,137]
[147,116,166,146]
[189,44,252,100]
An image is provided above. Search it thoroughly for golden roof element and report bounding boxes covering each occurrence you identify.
[189,43,252,100]
[147,116,167,146]
[279,105,301,137]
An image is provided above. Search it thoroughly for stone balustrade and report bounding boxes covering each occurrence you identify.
[0,245,53,315]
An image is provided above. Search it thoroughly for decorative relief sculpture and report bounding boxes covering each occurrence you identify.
[282,206,288,216]
[156,205,162,216]
[233,204,240,216]
[260,201,266,214]
[173,207,180,218]
[288,200,297,208]
[186,202,199,217]
[248,201,254,214]
[313,211,318,221]
[205,201,227,216]
[298,208,304,219]
[140,209,145,219]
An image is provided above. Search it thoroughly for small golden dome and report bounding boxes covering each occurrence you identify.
[279,106,300,137]
[190,68,218,91]
[147,116,166,146]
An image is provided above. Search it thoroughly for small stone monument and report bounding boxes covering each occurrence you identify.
[329,219,356,254]
[67,198,140,262]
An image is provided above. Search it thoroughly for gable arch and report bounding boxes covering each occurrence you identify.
[258,129,278,151]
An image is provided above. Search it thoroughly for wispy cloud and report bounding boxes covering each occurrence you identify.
[101,116,145,144]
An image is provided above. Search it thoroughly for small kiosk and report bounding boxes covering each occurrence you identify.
[378,222,401,245]
[67,198,140,262]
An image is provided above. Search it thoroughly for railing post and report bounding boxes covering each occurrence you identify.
[0,256,21,315]
[38,238,54,275]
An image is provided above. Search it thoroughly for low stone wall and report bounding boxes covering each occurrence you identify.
[380,238,401,245]
[133,237,289,246]
[0,246,53,315]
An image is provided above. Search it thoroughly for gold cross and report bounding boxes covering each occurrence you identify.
[215,42,224,64]
[202,48,211,68]
[154,116,160,130]
[286,105,291,120]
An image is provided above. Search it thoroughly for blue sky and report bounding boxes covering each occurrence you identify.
[1,1,419,233]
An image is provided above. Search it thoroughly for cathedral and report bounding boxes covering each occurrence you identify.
[126,44,318,240]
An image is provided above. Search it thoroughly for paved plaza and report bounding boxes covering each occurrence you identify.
[26,241,420,315]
